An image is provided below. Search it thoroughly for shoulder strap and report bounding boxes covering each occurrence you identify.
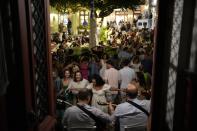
[76,104,105,131]
[127,100,150,116]
[76,104,98,121]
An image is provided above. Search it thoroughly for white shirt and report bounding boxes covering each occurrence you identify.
[62,103,112,130]
[119,66,136,89]
[103,68,120,94]
[113,98,150,131]
[67,79,89,94]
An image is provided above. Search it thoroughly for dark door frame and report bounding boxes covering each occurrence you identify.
[151,0,196,131]
[0,0,56,131]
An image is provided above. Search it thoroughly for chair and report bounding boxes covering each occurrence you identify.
[124,125,146,131]
[65,126,96,131]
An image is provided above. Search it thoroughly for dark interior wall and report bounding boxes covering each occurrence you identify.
[1,0,56,130]
[0,97,7,131]
[0,6,8,131]
[1,1,27,131]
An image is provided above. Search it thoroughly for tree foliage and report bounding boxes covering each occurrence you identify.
[50,0,145,16]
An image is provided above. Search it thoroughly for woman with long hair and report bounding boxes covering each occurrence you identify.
[67,71,89,104]
[57,69,72,96]
[87,74,112,113]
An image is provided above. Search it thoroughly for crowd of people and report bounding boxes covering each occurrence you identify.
[52,21,154,131]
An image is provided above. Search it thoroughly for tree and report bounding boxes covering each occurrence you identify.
[50,0,145,17]
[50,0,145,47]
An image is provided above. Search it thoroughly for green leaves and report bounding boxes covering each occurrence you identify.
[50,0,145,15]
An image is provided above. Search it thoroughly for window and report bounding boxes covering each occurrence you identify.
[143,22,147,27]
[138,22,142,26]
[115,11,128,22]
[80,11,89,25]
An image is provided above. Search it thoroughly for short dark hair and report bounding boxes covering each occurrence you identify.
[106,59,114,66]
[122,59,130,66]
[91,74,105,86]
[77,88,92,101]
[136,72,146,87]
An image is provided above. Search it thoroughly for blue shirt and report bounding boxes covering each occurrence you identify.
[62,103,113,129]
[113,98,150,131]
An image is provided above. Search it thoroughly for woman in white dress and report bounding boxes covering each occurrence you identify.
[87,74,112,113]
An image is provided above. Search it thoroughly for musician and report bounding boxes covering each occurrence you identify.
[62,88,114,131]
[113,83,150,131]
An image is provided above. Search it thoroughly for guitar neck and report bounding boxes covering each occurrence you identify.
[110,88,126,92]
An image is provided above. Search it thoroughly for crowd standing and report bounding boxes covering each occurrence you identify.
[52,20,153,131]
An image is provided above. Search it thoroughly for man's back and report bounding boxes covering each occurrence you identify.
[119,67,136,89]
[62,104,112,129]
[114,98,150,131]
[104,67,119,88]
[62,105,95,128]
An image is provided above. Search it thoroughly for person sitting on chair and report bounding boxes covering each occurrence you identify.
[113,83,150,131]
[62,88,114,131]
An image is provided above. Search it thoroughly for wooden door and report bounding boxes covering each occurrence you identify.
[0,0,56,131]
[151,0,197,131]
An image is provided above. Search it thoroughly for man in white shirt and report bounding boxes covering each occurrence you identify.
[119,59,136,102]
[113,83,150,131]
[62,88,114,131]
[103,59,120,102]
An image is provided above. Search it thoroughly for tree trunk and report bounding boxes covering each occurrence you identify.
[89,0,97,48]
[89,18,97,48]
